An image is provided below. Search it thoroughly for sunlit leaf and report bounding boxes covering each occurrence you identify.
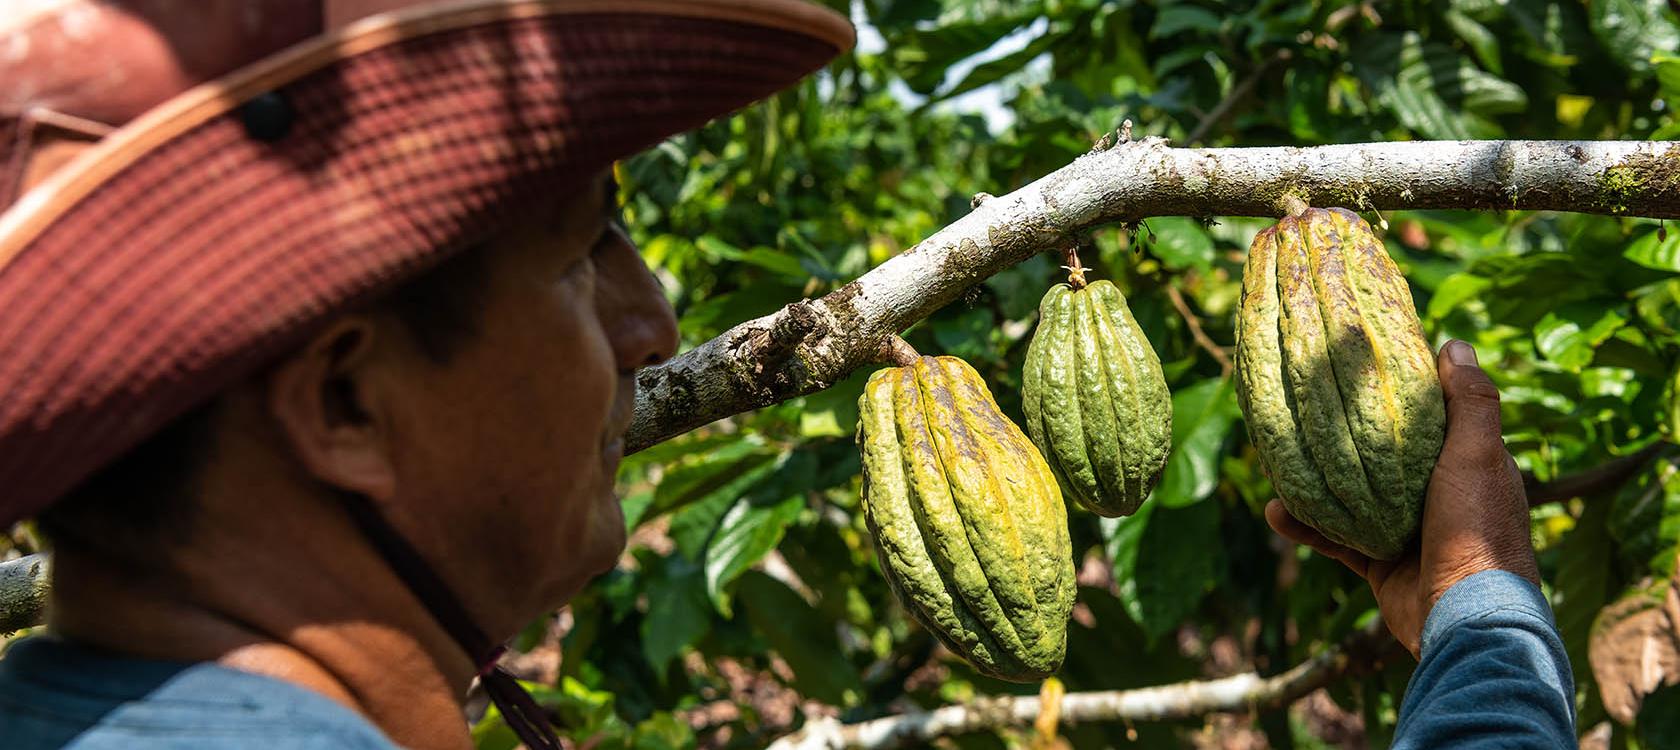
[1144,217,1216,272]
[1626,228,1680,273]
[1153,378,1240,508]
[1533,303,1627,372]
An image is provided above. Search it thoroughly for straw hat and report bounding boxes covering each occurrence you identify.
[0,0,855,525]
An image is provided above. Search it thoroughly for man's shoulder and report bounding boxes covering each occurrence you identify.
[0,636,402,749]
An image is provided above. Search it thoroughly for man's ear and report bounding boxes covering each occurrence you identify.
[266,316,399,502]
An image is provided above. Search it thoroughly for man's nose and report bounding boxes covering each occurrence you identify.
[597,229,679,371]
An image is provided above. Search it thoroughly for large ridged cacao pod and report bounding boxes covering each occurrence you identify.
[1022,280,1172,517]
[857,355,1075,682]
[1233,207,1444,561]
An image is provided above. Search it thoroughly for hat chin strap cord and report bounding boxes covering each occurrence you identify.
[339,491,563,750]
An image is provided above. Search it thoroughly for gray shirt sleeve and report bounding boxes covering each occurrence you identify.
[1392,569,1576,749]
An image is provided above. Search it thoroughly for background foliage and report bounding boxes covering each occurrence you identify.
[477,1,1680,748]
[0,0,1675,747]
[413,0,1680,746]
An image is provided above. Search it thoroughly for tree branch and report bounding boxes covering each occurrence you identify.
[627,139,1680,452]
[766,618,1395,750]
[0,554,48,634]
[1525,443,1676,507]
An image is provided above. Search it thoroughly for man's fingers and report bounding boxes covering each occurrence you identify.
[1436,340,1507,469]
[1264,500,1371,577]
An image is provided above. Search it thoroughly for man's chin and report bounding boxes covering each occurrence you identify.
[586,493,628,575]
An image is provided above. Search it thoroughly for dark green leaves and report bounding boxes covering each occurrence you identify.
[1105,497,1226,646]
[1353,32,1526,140]
[736,572,864,705]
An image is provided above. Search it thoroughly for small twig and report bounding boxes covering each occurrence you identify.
[1525,443,1676,507]
[767,619,1394,750]
[1186,50,1291,146]
[1164,284,1233,375]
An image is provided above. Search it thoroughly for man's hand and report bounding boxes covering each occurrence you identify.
[1265,340,1539,656]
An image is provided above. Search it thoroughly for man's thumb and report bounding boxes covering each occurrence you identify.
[1437,340,1505,464]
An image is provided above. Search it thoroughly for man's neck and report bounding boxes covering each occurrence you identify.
[47,521,479,750]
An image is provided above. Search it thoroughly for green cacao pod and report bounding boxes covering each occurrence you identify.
[1233,207,1444,561]
[1022,280,1172,517]
[857,355,1075,682]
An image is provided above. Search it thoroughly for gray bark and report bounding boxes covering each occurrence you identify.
[628,138,1680,451]
[0,554,48,634]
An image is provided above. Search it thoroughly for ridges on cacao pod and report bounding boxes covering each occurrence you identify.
[857,355,1075,682]
[1233,207,1444,561]
[1022,279,1172,517]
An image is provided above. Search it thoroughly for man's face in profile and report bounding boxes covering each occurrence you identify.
[380,172,677,615]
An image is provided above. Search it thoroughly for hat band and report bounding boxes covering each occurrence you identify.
[339,491,562,749]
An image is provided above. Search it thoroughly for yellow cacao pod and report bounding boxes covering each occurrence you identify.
[857,355,1075,681]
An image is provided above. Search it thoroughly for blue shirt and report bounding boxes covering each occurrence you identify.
[1395,569,1576,748]
[0,636,399,749]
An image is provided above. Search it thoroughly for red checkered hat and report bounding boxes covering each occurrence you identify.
[0,0,853,525]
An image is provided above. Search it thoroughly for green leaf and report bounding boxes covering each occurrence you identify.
[931,28,1060,104]
[1625,228,1680,272]
[1153,378,1240,508]
[1533,302,1627,372]
[735,571,863,705]
[1589,0,1680,75]
[703,453,813,616]
[647,438,778,525]
[1656,53,1680,105]
[1636,279,1680,338]
[1105,497,1226,645]
[694,236,808,282]
[641,556,712,671]
[1445,9,1503,74]
[1354,32,1527,139]
[1426,273,1493,321]
[1145,217,1216,272]
[890,12,1043,95]
[1150,5,1222,38]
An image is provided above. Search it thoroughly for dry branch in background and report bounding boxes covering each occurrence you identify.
[627,139,1680,452]
[766,619,1396,750]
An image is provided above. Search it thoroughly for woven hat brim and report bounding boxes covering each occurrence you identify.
[0,0,853,523]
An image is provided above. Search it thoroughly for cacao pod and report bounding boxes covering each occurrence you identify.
[1022,280,1172,517]
[857,355,1075,682]
[1233,207,1444,561]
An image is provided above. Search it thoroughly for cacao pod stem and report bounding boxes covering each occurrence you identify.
[875,334,920,367]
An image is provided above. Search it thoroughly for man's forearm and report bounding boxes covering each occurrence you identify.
[1393,570,1575,748]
